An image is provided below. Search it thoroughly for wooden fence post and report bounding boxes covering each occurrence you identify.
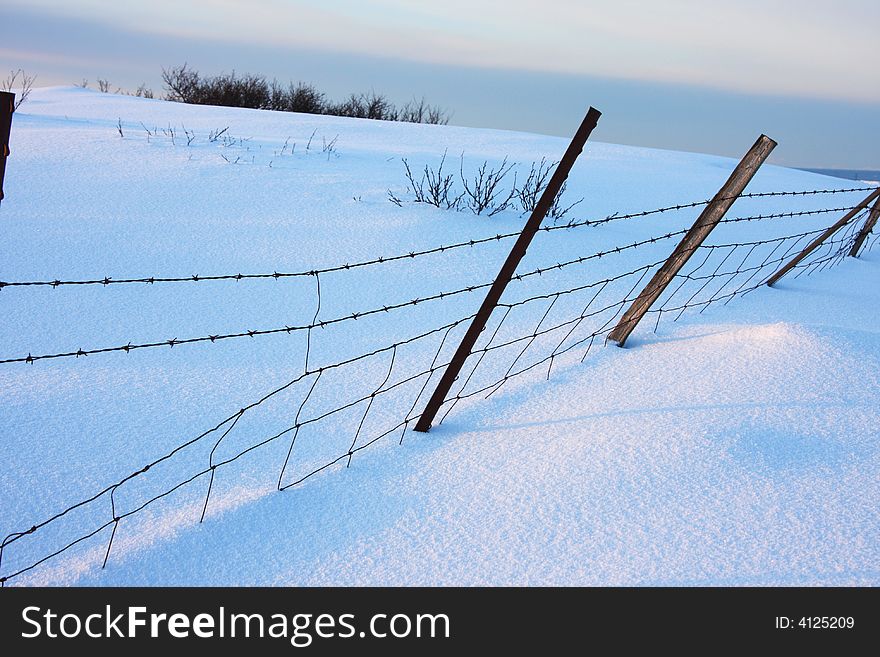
[848,194,880,258]
[0,92,14,206]
[766,187,880,286]
[413,107,602,433]
[607,134,777,347]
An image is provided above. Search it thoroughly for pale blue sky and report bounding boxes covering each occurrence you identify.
[3,0,878,167]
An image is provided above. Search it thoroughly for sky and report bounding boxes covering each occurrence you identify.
[2,0,878,168]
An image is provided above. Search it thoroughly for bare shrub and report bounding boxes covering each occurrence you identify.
[361,92,398,120]
[515,157,583,220]
[516,157,554,214]
[133,83,154,99]
[162,64,201,103]
[201,71,269,109]
[287,82,325,114]
[267,79,288,111]
[322,134,339,160]
[387,189,404,207]
[208,127,229,143]
[161,125,176,146]
[325,93,365,119]
[460,156,517,216]
[402,150,462,209]
[548,181,583,221]
[327,92,397,120]
[2,69,36,110]
[398,97,450,125]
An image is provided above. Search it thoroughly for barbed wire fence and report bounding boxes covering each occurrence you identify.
[0,166,877,583]
[1,187,871,293]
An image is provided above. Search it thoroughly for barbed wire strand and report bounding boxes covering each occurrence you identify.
[2,193,873,586]
[0,190,870,292]
[0,228,692,366]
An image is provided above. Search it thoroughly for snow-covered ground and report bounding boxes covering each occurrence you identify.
[1,87,877,586]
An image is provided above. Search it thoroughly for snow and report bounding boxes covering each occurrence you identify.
[0,87,877,586]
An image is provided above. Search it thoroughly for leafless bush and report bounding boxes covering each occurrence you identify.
[161,125,176,146]
[83,76,154,98]
[133,83,154,99]
[396,154,518,215]
[387,189,404,207]
[402,151,462,210]
[425,106,449,125]
[460,156,517,216]
[326,92,398,120]
[516,158,554,214]
[322,134,339,160]
[326,93,363,118]
[547,181,583,221]
[163,65,271,109]
[363,92,397,120]
[3,69,36,110]
[401,160,426,202]
[206,72,269,109]
[398,97,450,125]
[515,157,583,220]
[162,64,200,102]
[287,82,326,114]
[208,127,229,143]
[267,79,287,111]
[263,80,327,114]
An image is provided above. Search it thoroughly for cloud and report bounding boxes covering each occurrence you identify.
[4,0,879,102]
[0,47,108,70]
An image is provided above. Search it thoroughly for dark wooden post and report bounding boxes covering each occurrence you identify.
[607,134,777,346]
[848,194,880,258]
[0,92,14,206]
[413,107,602,433]
[766,187,880,286]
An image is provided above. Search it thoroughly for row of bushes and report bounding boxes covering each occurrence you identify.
[161,65,449,124]
[390,154,583,220]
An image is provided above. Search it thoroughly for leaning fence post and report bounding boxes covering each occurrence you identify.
[766,187,880,286]
[413,106,602,433]
[848,194,880,258]
[0,92,14,206]
[607,134,777,346]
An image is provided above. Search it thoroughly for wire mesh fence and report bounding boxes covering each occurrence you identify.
[1,184,876,585]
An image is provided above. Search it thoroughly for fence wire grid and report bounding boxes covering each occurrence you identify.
[1,184,877,585]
